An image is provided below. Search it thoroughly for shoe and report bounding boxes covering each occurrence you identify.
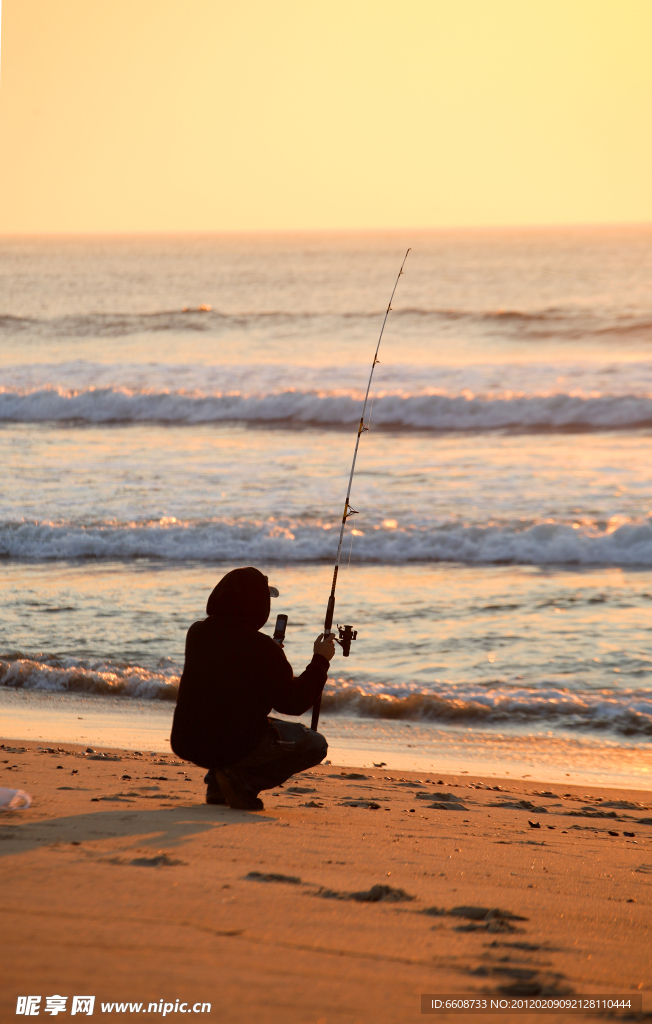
[204,769,226,805]
[215,768,264,811]
[206,790,226,805]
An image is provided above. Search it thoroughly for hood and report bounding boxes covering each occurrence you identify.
[206,566,271,630]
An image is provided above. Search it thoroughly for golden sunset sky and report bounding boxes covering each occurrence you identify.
[0,0,651,232]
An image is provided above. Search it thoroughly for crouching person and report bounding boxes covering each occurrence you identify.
[171,566,334,810]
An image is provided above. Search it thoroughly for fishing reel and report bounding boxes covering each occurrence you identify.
[335,623,357,657]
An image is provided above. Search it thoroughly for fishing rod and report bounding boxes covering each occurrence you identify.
[310,249,410,732]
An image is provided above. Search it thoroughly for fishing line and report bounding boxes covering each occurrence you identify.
[367,390,377,432]
[310,249,410,731]
[347,527,355,569]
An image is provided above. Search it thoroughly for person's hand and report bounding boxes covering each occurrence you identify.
[313,632,336,662]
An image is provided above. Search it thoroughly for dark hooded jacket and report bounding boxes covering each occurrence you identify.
[170,567,328,768]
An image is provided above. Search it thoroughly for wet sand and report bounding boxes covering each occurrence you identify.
[0,738,650,1022]
[4,691,652,791]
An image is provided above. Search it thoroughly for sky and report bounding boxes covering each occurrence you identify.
[0,0,651,233]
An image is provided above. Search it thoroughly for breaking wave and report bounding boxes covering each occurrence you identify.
[0,656,178,701]
[320,683,652,738]
[2,517,652,566]
[2,655,651,737]
[3,386,652,432]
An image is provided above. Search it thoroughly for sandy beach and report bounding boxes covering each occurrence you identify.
[1,738,650,1022]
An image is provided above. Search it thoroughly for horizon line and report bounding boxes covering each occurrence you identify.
[1,220,652,239]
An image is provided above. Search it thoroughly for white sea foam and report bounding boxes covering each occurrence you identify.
[4,359,652,404]
[2,386,652,431]
[2,517,652,565]
[2,655,650,736]
[321,681,652,737]
[0,656,178,701]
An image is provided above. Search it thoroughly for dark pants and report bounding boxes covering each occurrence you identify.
[206,718,327,797]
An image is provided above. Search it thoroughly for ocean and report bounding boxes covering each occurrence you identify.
[1,228,651,785]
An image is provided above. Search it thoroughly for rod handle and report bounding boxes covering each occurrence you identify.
[324,594,335,633]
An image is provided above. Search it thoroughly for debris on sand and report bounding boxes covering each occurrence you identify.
[318,883,415,903]
[600,800,649,810]
[427,802,468,811]
[567,808,622,819]
[493,963,571,997]
[450,906,527,921]
[491,800,548,813]
[245,871,301,884]
[349,884,415,903]
[341,800,381,810]
[458,919,519,934]
[450,906,527,932]
[488,941,541,951]
[130,853,185,867]
[416,792,464,802]
[0,788,32,810]
[497,980,542,997]
[90,795,136,803]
